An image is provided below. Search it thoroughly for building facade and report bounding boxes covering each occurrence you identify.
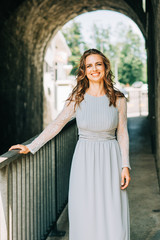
[43,31,75,127]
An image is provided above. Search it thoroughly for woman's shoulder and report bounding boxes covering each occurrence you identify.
[116,96,127,110]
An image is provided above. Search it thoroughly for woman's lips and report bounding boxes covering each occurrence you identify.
[91,73,100,77]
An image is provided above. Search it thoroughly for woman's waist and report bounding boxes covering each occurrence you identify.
[78,128,116,141]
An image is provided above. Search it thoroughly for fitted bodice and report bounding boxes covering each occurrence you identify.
[76,93,118,140]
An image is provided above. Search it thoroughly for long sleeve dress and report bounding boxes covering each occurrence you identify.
[26,92,131,240]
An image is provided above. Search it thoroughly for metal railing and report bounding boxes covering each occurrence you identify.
[0,118,78,240]
[126,88,148,117]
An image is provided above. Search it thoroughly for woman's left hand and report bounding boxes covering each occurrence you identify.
[121,167,131,190]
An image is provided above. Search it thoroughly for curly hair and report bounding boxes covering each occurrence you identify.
[66,48,124,111]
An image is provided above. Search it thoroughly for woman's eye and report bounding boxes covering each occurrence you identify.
[86,65,91,68]
[97,63,102,66]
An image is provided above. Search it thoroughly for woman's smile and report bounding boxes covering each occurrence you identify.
[91,72,100,77]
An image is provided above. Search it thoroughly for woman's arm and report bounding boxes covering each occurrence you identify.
[25,96,76,154]
[117,97,131,170]
[9,95,76,155]
[117,97,131,190]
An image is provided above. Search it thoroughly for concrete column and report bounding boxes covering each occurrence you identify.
[147,0,160,188]
[146,0,156,153]
[153,0,160,187]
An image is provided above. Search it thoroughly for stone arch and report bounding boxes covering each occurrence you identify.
[7,0,146,64]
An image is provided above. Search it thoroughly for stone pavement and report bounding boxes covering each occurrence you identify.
[47,116,160,240]
[128,116,160,240]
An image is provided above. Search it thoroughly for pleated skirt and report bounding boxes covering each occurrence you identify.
[68,138,130,240]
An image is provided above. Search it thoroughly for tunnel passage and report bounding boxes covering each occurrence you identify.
[0,0,160,183]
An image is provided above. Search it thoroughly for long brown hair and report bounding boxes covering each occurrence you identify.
[66,48,124,111]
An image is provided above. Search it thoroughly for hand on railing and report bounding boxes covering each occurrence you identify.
[8,144,30,154]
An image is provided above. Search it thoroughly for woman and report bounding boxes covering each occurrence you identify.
[9,48,131,240]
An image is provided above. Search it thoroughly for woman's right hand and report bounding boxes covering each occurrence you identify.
[9,144,30,154]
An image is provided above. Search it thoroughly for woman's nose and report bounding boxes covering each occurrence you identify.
[92,65,97,71]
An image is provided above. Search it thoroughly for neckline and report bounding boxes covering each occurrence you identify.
[85,92,106,98]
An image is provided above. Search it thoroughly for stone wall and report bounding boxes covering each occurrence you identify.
[152,0,160,186]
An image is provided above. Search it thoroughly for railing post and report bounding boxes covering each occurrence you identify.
[49,136,66,237]
[0,165,8,240]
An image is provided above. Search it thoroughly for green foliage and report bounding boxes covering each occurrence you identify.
[91,23,146,85]
[62,21,88,75]
[118,56,143,85]
[62,20,146,84]
[117,25,146,84]
[91,24,116,60]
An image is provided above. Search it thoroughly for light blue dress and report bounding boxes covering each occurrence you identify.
[26,92,131,240]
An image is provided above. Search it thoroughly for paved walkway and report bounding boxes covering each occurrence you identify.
[47,116,160,240]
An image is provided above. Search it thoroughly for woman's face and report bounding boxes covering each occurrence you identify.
[85,54,105,83]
